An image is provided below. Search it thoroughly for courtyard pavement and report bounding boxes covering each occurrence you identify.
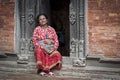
[0,72,91,80]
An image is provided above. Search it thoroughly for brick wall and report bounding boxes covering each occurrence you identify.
[0,0,120,57]
[0,0,15,53]
[88,0,120,58]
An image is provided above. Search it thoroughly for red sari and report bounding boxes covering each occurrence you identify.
[32,26,62,72]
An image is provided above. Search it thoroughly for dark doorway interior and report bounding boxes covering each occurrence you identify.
[50,0,70,56]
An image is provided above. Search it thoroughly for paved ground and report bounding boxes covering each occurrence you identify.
[0,72,91,80]
[0,55,120,80]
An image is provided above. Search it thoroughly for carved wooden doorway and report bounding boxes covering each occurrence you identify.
[16,0,87,66]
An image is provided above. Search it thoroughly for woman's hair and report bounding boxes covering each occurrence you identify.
[36,13,48,26]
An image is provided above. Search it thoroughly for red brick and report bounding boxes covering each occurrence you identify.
[88,0,120,58]
[0,0,15,53]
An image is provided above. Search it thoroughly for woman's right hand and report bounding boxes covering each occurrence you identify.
[43,48,55,55]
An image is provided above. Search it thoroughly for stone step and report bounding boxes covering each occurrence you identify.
[56,65,120,79]
[1,54,120,68]
[0,54,120,79]
[0,60,120,80]
[0,60,120,72]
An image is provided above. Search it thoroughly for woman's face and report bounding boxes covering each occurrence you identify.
[39,15,48,26]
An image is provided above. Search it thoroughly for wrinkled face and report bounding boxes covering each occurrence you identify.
[39,15,48,26]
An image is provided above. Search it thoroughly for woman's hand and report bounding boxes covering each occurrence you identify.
[44,48,50,53]
[43,48,54,55]
[49,49,55,53]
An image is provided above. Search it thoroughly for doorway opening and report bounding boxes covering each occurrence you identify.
[50,0,70,56]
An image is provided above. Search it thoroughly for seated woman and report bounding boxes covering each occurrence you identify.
[32,13,62,76]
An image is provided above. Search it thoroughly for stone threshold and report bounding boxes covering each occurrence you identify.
[87,55,120,63]
[0,60,120,73]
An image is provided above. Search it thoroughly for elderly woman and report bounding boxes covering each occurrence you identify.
[32,13,62,76]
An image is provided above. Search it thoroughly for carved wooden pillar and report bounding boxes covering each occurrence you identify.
[17,0,36,64]
[69,0,87,66]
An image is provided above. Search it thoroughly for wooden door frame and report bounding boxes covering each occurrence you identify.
[15,0,88,66]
